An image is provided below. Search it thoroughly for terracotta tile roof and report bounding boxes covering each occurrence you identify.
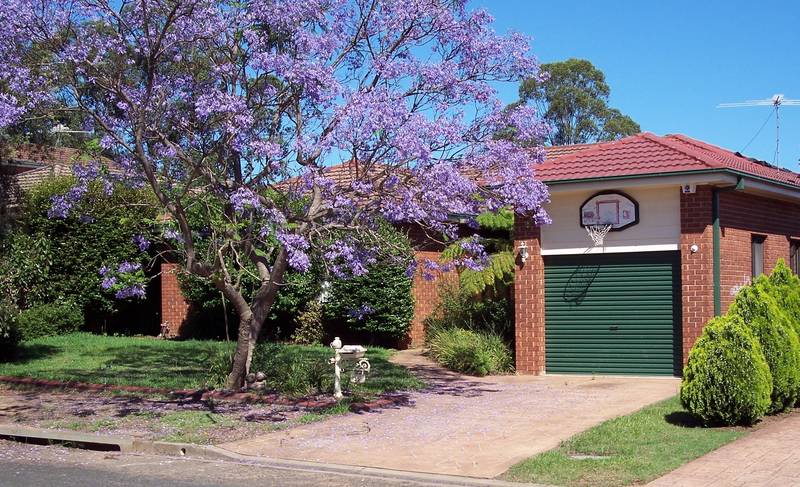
[537,132,800,188]
[3,143,117,169]
[1,144,119,206]
[543,143,595,160]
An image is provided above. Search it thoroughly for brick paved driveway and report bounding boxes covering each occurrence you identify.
[220,349,678,478]
[648,411,800,487]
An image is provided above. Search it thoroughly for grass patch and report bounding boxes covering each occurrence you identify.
[157,410,237,443]
[503,396,746,487]
[0,333,232,390]
[0,333,423,395]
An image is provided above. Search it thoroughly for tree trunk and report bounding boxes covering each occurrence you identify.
[226,316,254,390]
[223,249,289,390]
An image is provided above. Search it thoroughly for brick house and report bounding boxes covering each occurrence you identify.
[514,132,800,376]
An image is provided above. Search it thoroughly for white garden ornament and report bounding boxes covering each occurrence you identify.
[329,337,371,400]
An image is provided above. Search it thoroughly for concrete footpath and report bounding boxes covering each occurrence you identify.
[220,349,679,478]
[648,412,800,487]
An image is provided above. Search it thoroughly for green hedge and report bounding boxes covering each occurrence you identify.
[17,301,84,341]
[680,315,772,426]
[0,176,157,330]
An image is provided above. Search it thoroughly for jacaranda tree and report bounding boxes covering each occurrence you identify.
[1,0,550,388]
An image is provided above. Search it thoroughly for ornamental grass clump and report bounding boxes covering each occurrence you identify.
[680,315,772,426]
[728,281,800,412]
[428,327,514,376]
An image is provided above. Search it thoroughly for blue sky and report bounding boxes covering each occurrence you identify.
[472,0,800,171]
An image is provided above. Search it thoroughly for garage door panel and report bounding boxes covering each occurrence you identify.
[544,251,680,376]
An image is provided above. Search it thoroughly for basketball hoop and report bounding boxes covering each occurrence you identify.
[586,224,612,247]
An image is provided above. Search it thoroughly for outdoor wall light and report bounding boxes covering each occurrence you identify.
[690,244,699,254]
[519,242,529,263]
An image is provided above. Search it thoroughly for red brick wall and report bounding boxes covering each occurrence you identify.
[719,191,800,310]
[408,250,457,347]
[513,218,545,374]
[160,262,190,338]
[680,186,715,363]
[680,187,800,362]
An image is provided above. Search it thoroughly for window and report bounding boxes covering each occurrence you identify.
[752,235,766,278]
[791,240,800,275]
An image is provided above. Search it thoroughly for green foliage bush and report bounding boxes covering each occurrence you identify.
[424,283,514,342]
[728,280,800,412]
[17,301,84,341]
[680,315,772,425]
[324,263,414,343]
[250,343,332,397]
[0,176,157,329]
[0,299,21,359]
[428,327,514,376]
[291,300,325,345]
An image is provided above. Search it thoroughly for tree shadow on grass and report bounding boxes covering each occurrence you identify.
[55,342,223,390]
[2,344,61,364]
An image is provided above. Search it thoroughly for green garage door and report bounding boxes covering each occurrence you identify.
[544,251,680,376]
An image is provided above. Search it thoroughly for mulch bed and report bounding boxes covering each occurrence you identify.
[0,375,408,412]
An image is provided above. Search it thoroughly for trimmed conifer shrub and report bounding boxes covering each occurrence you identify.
[680,315,772,425]
[766,259,800,330]
[729,279,800,412]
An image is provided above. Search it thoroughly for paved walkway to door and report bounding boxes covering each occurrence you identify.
[220,349,678,478]
[648,411,800,487]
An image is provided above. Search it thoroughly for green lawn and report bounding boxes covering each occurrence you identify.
[503,396,746,487]
[0,333,422,393]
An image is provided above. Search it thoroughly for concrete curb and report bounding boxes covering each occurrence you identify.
[0,424,546,486]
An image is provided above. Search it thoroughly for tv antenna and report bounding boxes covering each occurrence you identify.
[718,94,799,166]
[50,123,93,147]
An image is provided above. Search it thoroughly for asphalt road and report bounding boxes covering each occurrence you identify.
[0,440,519,487]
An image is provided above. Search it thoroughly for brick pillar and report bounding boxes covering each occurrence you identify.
[680,186,715,363]
[514,218,545,374]
[160,262,190,338]
[408,251,457,347]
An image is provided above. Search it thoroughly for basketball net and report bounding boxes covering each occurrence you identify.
[586,224,612,247]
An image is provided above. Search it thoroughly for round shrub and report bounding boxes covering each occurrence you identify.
[17,301,84,341]
[680,315,772,425]
[0,299,21,359]
[428,327,514,376]
[729,284,800,412]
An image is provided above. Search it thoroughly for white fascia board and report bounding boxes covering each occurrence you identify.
[546,173,738,193]
[540,244,680,256]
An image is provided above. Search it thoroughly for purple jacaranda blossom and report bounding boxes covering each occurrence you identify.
[101,276,117,289]
[99,265,110,276]
[347,305,375,321]
[277,232,311,272]
[132,235,150,251]
[115,284,146,299]
[117,261,141,274]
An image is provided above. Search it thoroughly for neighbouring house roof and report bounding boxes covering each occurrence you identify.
[1,144,118,207]
[539,132,800,189]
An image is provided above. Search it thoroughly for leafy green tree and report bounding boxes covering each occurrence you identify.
[516,58,640,145]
